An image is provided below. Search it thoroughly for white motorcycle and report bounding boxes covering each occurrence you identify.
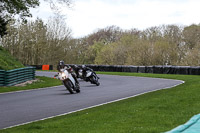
[57,69,80,94]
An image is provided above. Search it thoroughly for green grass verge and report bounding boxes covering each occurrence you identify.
[1,72,200,133]
[0,76,62,93]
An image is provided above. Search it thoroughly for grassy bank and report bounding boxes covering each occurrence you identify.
[1,72,200,133]
[0,76,61,93]
[0,46,24,70]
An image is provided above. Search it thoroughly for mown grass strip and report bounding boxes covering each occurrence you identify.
[0,76,62,93]
[1,72,200,133]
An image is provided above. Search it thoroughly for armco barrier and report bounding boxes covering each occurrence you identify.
[138,66,146,73]
[26,65,53,70]
[73,65,200,75]
[146,66,154,73]
[153,66,163,74]
[0,67,35,86]
[188,66,200,75]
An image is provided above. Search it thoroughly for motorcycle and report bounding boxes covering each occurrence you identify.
[55,69,80,94]
[72,65,84,79]
[77,69,84,79]
[84,69,100,86]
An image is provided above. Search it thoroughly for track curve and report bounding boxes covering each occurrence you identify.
[0,71,183,129]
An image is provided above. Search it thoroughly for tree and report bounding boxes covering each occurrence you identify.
[46,15,72,65]
[0,16,9,37]
[1,15,72,66]
[183,24,200,49]
[1,18,48,65]
[95,43,115,65]
[45,0,72,14]
[0,0,40,37]
[0,0,40,19]
[86,25,123,45]
[84,41,105,64]
[0,0,72,37]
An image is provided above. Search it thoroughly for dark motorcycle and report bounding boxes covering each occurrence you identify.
[84,69,100,86]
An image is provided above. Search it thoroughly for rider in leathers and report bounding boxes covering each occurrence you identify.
[57,61,79,85]
[81,65,97,81]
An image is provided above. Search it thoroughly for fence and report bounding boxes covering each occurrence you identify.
[29,64,200,75]
[73,65,200,75]
[0,67,35,86]
[27,65,53,70]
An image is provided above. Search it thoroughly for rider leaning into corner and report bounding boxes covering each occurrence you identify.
[81,65,99,81]
[57,60,79,85]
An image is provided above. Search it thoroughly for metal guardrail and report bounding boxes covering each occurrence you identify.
[0,67,35,86]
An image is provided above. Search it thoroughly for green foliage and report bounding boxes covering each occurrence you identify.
[1,0,39,17]
[95,43,115,65]
[0,0,40,37]
[183,24,200,49]
[2,20,200,66]
[95,33,179,66]
[0,0,72,37]
[1,16,72,67]
[93,24,200,66]
[0,46,24,70]
[85,41,105,64]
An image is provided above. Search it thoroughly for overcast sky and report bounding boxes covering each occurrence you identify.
[30,0,200,38]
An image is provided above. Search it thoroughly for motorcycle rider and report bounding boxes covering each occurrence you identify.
[57,61,79,85]
[73,65,81,78]
[81,65,98,81]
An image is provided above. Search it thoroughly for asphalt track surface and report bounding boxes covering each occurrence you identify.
[0,71,183,129]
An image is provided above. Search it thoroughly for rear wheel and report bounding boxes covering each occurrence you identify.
[75,83,80,93]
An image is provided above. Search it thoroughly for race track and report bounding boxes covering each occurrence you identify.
[0,71,183,129]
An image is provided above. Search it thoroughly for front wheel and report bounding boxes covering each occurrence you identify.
[64,80,74,94]
[76,89,80,93]
[96,82,100,86]
[91,75,100,86]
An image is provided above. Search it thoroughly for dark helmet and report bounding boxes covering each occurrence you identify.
[58,60,65,68]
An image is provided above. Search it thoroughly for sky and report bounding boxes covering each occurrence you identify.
[30,0,200,38]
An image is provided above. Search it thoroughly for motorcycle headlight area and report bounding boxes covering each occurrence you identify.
[61,72,68,79]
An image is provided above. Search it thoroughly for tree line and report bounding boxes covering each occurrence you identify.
[1,17,200,67]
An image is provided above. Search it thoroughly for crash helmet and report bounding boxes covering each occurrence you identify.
[59,60,65,69]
